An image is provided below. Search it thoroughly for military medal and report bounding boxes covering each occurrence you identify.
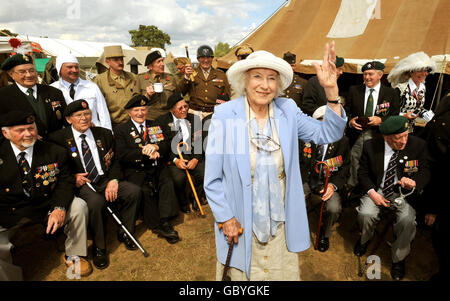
[43,180,49,186]
[303,143,312,158]
[135,138,142,143]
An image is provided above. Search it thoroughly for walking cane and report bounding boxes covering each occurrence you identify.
[314,161,330,250]
[106,206,149,257]
[218,223,243,281]
[177,141,205,216]
[357,187,415,277]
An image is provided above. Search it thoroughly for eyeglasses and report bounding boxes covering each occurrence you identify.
[175,104,189,111]
[14,69,37,76]
[72,112,92,120]
[250,133,281,152]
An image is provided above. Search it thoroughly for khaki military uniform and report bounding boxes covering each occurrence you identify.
[134,71,178,121]
[283,74,308,108]
[93,70,136,126]
[178,67,231,115]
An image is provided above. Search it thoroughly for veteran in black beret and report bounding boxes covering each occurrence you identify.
[133,50,179,120]
[344,60,401,191]
[302,55,345,116]
[156,92,207,213]
[114,95,181,244]
[48,99,141,270]
[0,53,67,140]
[1,110,91,280]
[354,115,430,280]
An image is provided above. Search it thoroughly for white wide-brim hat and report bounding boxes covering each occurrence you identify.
[387,51,437,88]
[56,53,79,75]
[226,50,293,91]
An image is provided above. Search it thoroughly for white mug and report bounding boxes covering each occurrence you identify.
[153,83,163,93]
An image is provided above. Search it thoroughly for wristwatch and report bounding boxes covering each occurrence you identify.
[327,96,341,104]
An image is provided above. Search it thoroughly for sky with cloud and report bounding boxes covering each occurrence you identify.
[1,0,288,57]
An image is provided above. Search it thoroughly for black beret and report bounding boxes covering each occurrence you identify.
[125,95,149,109]
[1,110,35,127]
[283,51,296,64]
[145,51,162,66]
[335,56,344,68]
[166,92,184,109]
[197,45,214,58]
[362,61,385,72]
[64,99,90,117]
[379,116,409,135]
[1,53,34,71]
[218,92,230,102]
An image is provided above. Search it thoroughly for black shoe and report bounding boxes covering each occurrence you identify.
[93,246,109,270]
[353,238,370,257]
[391,260,405,281]
[117,231,138,251]
[157,221,179,239]
[165,236,181,244]
[180,204,191,214]
[318,236,329,252]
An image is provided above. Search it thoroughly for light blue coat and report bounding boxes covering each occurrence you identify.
[204,96,347,278]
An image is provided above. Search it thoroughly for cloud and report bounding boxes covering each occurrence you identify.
[2,0,280,57]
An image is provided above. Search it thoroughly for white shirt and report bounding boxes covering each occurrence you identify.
[71,127,104,175]
[131,119,147,136]
[364,82,381,116]
[51,78,112,130]
[171,114,189,143]
[16,83,37,99]
[407,77,425,96]
[11,142,34,167]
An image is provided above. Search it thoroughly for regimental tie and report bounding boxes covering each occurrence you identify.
[139,124,148,145]
[382,150,399,198]
[69,84,75,100]
[27,88,37,103]
[80,134,100,184]
[18,152,32,196]
[364,88,375,117]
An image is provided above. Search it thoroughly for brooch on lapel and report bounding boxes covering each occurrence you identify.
[66,138,78,158]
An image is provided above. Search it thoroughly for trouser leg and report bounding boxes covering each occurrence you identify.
[78,185,107,249]
[63,196,88,257]
[141,183,160,230]
[356,193,381,244]
[116,181,141,234]
[0,226,23,281]
[348,130,373,188]
[158,165,179,219]
[323,192,342,238]
[391,202,416,263]
[168,165,188,207]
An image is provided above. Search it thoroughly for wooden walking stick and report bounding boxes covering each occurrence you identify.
[314,161,330,250]
[218,223,243,281]
[177,141,205,216]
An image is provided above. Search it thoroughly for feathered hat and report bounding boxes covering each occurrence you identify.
[387,52,437,88]
[8,38,28,55]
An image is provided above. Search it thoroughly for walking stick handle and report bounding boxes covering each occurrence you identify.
[218,223,243,235]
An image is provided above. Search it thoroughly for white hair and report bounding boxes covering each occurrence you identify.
[230,69,285,99]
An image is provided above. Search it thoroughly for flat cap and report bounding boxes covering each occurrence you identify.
[1,110,35,127]
[125,95,149,109]
[64,99,90,117]
[145,50,162,66]
[1,53,34,71]
[379,116,409,135]
[362,61,385,72]
[166,92,184,109]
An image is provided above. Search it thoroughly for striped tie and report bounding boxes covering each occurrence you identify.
[18,152,32,196]
[80,134,99,183]
[382,151,399,198]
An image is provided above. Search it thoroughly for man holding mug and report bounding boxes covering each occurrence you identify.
[134,50,179,120]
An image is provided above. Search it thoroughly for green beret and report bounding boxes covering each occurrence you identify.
[166,92,184,109]
[64,99,90,117]
[1,53,34,71]
[362,61,385,72]
[145,51,162,66]
[283,51,296,64]
[379,116,409,135]
[1,110,35,127]
[125,95,149,109]
[335,56,344,68]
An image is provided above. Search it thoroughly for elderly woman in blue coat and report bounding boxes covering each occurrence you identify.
[204,42,347,280]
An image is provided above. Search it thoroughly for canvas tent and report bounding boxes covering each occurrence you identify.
[218,0,449,75]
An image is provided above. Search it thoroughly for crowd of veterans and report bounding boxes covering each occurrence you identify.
[0,41,447,282]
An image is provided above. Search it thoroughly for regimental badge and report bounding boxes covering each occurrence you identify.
[26,115,35,123]
[140,99,146,106]
[24,55,29,61]
[81,101,88,109]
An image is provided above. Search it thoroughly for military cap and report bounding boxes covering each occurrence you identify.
[125,95,149,110]
[362,61,385,72]
[104,45,125,58]
[283,51,296,64]
[64,99,90,117]
[235,44,254,57]
[1,53,34,71]
[1,110,35,127]
[166,92,184,109]
[335,56,345,68]
[197,45,214,58]
[379,116,409,135]
[145,50,162,66]
[218,92,230,102]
